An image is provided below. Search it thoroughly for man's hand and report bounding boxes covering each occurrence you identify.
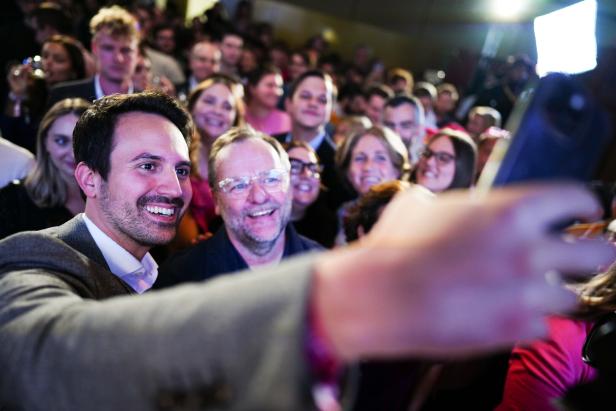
[313,183,616,361]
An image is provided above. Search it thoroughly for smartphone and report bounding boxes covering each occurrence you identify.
[477,72,612,189]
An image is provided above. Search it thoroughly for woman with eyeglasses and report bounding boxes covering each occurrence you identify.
[284,141,337,247]
[334,125,410,244]
[414,128,477,193]
[174,74,245,247]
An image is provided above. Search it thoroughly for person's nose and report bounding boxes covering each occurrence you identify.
[300,165,313,178]
[42,56,51,72]
[212,103,225,116]
[306,96,319,108]
[246,180,268,204]
[425,153,439,167]
[65,148,75,162]
[157,167,183,198]
[362,157,375,172]
[114,49,126,64]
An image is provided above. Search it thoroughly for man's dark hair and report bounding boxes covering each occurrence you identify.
[384,94,425,126]
[152,22,175,37]
[217,28,243,43]
[287,69,337,101]
[338,82,364,102]
[290,50,311,67]
[385,94,421,110]
[385,94,426,127]
[246,64,281,88]
[31,2,72,35]
[365,84,393,101]
[73,91,194,180]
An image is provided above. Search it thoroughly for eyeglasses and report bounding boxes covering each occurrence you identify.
[420,148,455,166]
[289,158,322,178]
[217,168,289,197]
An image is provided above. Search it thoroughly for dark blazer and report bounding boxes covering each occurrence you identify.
[47,77,96,108]
[0,180,73,240]
[0,215,318,410]
[292,192,338,248]
[156,224,322,288]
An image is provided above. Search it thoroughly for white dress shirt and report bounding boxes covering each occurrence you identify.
[82,213,157,293]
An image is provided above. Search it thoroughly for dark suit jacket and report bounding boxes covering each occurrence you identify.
[47,77,96,108]
[0,181,74,240]
[156,224,322,288]
[0,215,317,410]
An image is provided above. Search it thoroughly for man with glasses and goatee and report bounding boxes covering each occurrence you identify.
[155,127,321,288]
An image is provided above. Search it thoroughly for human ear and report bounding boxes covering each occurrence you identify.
[74,162,100,198]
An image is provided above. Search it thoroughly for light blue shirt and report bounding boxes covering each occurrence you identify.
[82,213,158,294]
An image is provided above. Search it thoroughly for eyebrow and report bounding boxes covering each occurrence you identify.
[130,153,162,162]
[130,153,192,168]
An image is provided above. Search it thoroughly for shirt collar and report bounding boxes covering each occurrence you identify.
[188,75,199,92]
[82,213,158,293]
[308,131,327,151]
[94,75,134,100]
[285,130,327,151]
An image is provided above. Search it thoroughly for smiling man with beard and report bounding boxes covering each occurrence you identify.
[156,127,322,288]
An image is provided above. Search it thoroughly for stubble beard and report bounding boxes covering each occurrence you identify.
[100,183,182,248]
[228,194,293,257]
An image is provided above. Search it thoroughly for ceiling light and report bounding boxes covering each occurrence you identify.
[491,0,528,21]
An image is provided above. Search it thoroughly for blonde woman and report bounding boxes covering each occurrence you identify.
[0,98,90,238]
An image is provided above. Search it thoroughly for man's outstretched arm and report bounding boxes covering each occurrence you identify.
[1,183,614,411]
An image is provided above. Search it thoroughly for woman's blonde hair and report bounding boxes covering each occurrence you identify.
[574,262,616,318]
[25,98,91,208]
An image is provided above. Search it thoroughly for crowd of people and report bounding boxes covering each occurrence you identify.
[0,1,615,410]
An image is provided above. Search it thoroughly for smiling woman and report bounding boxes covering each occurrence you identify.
[334,125,410,244]
[245,65,292,135]
[175,74,246,244]
[414,128,477,193]
[336,125,410,197]
[0,98,91,239]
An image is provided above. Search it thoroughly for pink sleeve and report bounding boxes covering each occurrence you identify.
[496,316,597,411]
